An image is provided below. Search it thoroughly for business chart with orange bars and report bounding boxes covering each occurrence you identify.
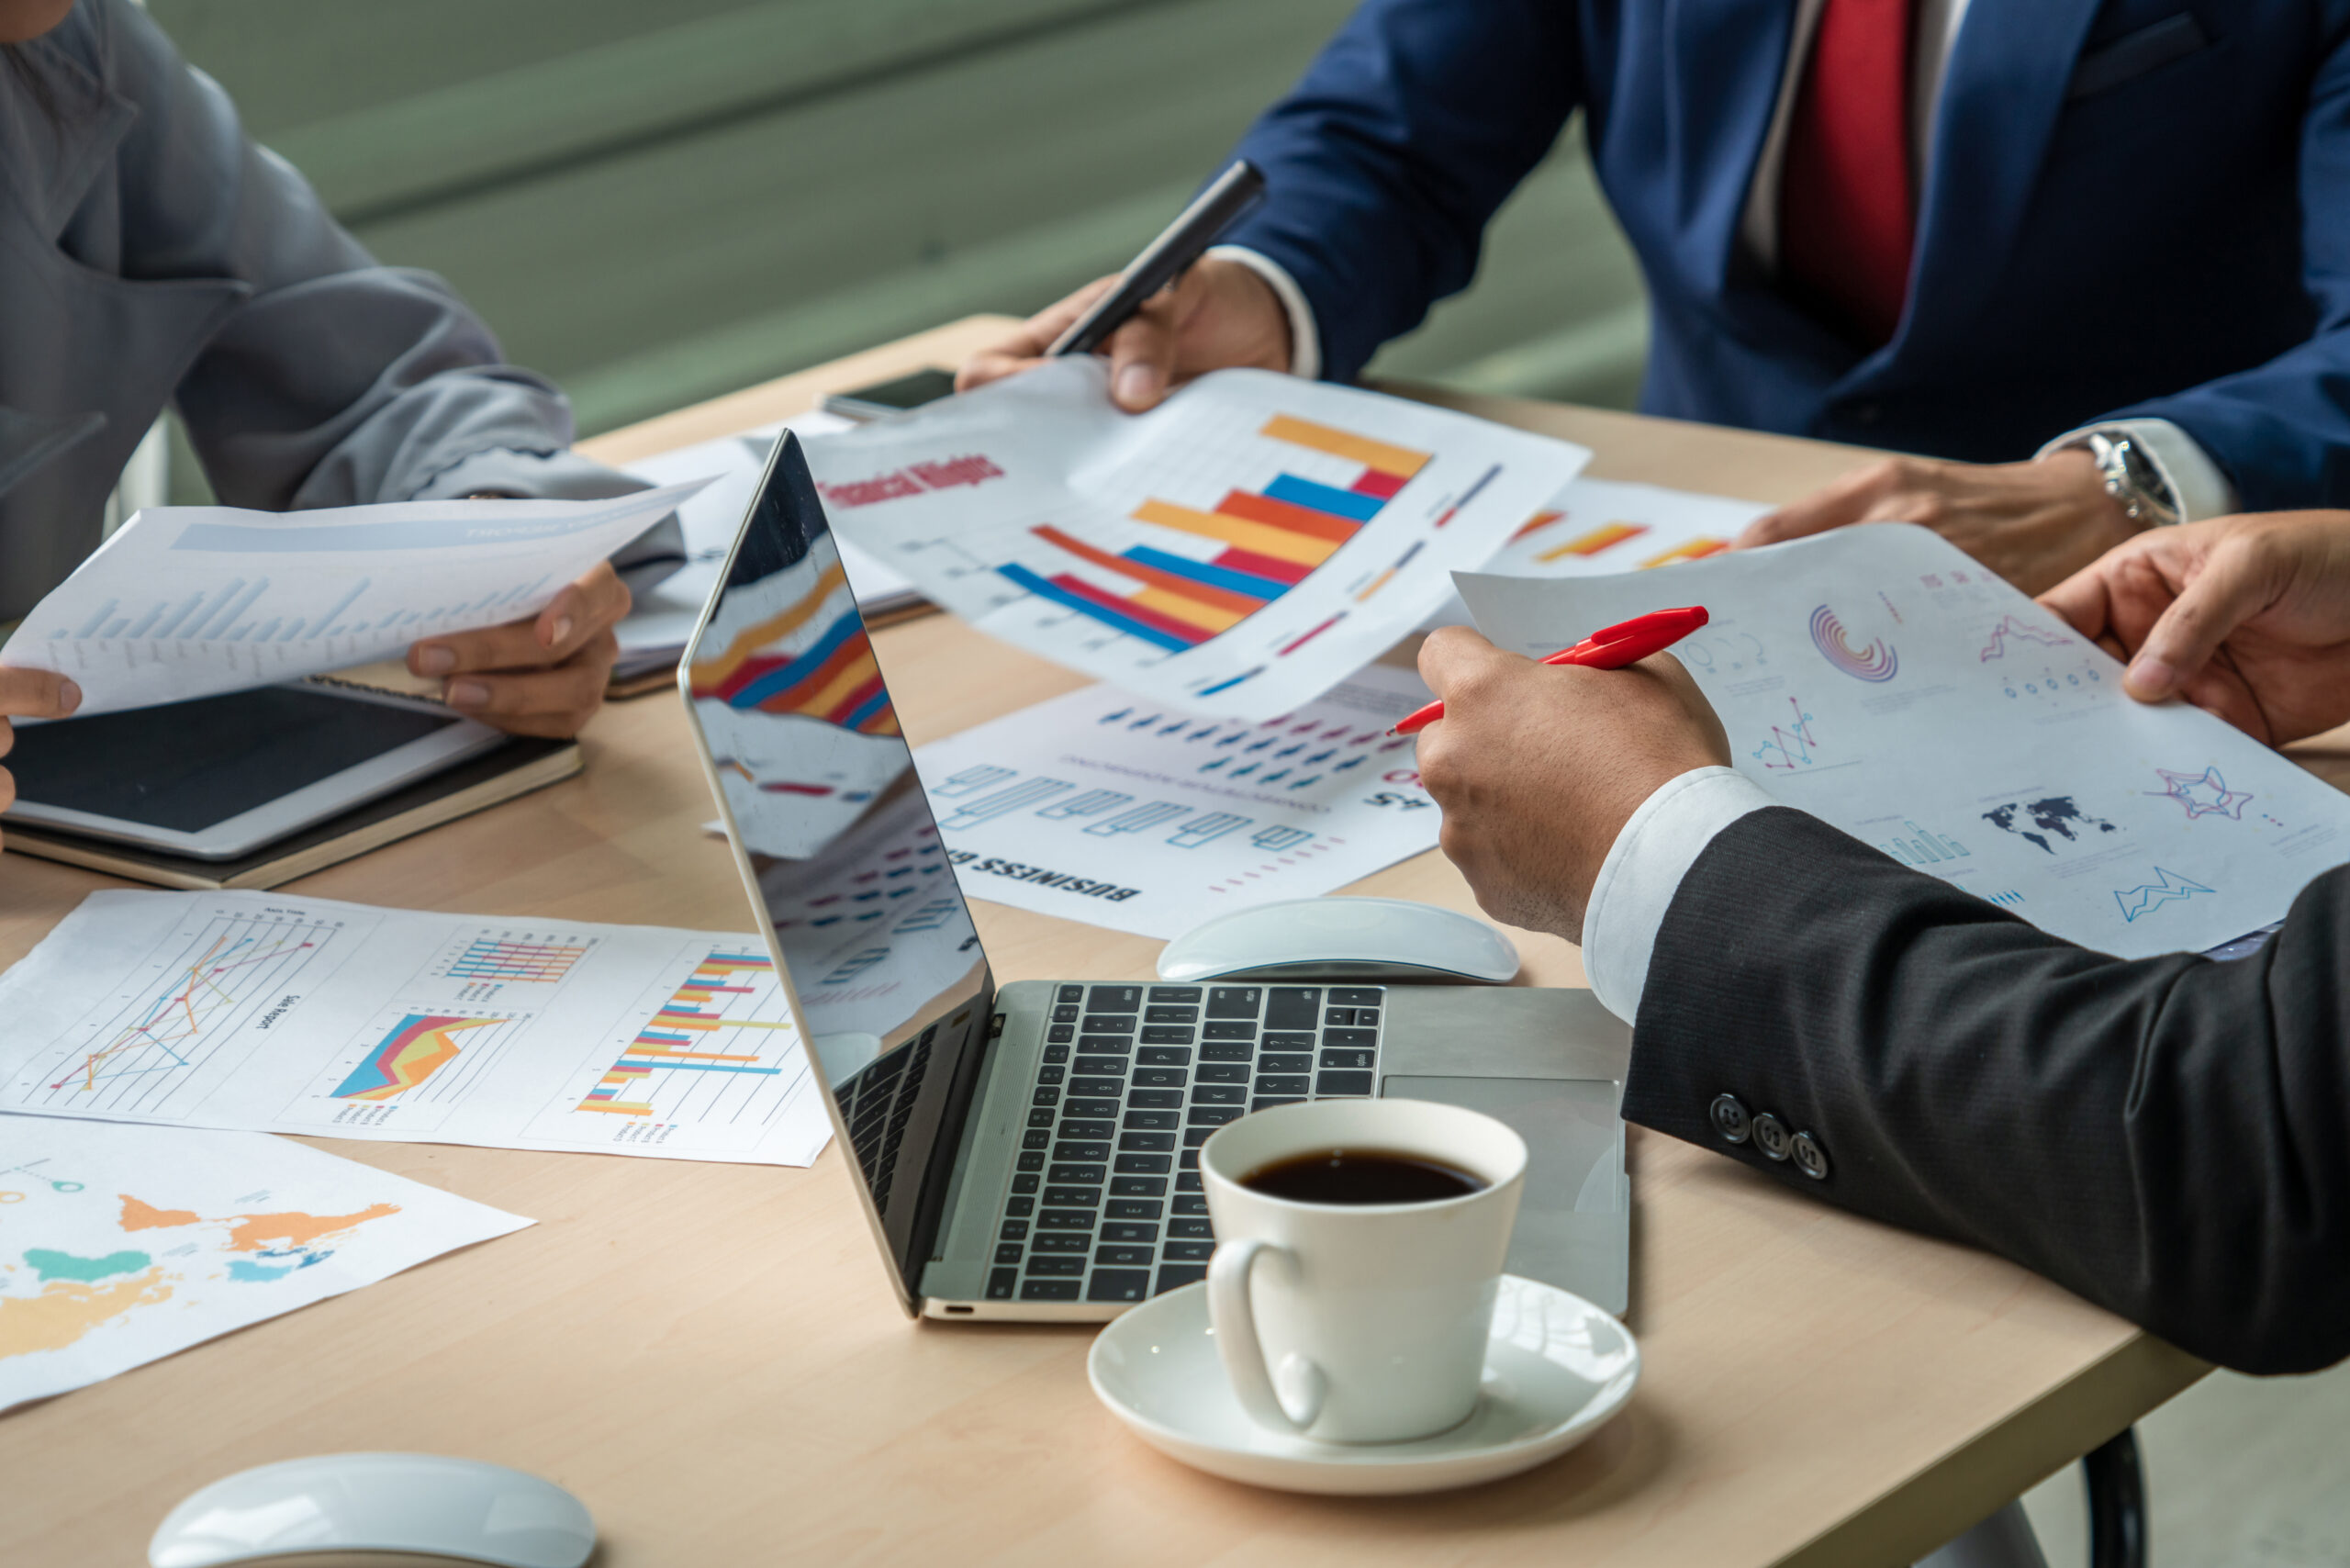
[0,890,834,1167]
[802,362,1588,719]
[687,523,911,860]
[1476,477,1769,583]
[531,946,821,1158]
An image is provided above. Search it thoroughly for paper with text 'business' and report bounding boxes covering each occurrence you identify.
[802,360,1588,721]
[0,890,831,1165]
[1455,524,2350,959]
[0,1118,530,1413]
[914,663,1437,938]
[0,482,704,715]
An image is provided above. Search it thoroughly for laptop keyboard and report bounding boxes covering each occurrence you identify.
[984,982,1385,1305]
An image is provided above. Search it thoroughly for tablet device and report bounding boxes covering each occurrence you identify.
[4,684,505,860]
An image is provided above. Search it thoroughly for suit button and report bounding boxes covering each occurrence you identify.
[1752,1114,1792,1160]
[1791,1131,1830,1181]
[1709,1093,1751,1144]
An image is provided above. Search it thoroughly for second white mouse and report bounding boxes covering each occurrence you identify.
[149,1451,595,1568]
[1156,895,1519,984]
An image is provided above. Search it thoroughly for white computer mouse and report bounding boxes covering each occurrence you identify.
[149,1452,595,1568]
[1156,895,1519,984]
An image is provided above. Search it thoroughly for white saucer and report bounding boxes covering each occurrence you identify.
[1087,1274,1639,1495]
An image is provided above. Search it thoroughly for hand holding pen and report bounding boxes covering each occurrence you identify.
[958,162,1285,411]
[1391,607,1711,736]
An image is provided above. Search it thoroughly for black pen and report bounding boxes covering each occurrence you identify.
[1047,160,1268,358]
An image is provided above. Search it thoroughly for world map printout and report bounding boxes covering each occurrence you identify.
[0,1118,529,1411]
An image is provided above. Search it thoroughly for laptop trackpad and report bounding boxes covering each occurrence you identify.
[1382,1075,1628,1316]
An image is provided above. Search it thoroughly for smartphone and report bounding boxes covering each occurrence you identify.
[820,366,960,422]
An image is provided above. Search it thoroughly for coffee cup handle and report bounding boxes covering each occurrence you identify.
[1206,1238,1327,1434]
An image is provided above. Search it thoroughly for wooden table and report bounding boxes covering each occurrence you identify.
[5,317,2213,1567]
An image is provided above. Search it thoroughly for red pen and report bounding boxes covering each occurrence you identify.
[1388,605,1711,736]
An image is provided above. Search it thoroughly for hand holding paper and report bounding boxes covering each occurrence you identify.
[2040,510,2350,745]
[0,482,703,717]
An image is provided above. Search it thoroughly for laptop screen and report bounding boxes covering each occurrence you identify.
[682,431,992,1310]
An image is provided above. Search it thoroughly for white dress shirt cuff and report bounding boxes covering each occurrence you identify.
[1582,766,1777,1025]
[2036,417,2240,523]
[1208,244,1321,382]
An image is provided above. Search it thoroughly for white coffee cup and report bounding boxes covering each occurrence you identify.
[1201,1097,1527,1444]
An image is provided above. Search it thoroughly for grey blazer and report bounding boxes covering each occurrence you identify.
[0,0,673,622]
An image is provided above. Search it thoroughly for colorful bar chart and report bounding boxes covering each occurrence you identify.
[688,559,898,734]
[443,936,590,984]
[1539,521,1650,563]
[997,414,1431,654]
[332,1014,498,1102]
[1639,537,1729,569]
[577,951,791,1117]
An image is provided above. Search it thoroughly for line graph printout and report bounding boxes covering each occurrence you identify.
[0,892,830,1165]
[913,662,1438,937]
[1457,525,2350,959]
[0,1118,530,1413]
[802,360,1587,720]
[0,482,705,715]
[1418,477,1770,630]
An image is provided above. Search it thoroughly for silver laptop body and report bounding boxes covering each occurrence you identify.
[678,431,1633,1321]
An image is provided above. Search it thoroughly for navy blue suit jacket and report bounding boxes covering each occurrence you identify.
[1223,1,2350,509]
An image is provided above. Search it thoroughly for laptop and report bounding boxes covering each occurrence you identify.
[677,431,1634,1320]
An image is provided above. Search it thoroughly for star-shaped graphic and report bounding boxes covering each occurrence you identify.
[2146,766,2253,821]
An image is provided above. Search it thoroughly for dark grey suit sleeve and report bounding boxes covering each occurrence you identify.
[1621,807,2350,1375]
[97,0,655,523]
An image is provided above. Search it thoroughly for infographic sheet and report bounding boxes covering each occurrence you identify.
[0,1118,529,1412]
[0,891,831,1165]
[912,663,1437,937]
[1,484,705,715]
[1457,524,2350,958]
[1421,476,1767,628]
[802,360,1588,720]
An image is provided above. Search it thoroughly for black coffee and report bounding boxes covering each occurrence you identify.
[1240,1148,1487,1205]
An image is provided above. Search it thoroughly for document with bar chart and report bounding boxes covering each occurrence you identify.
[0,482,704,715]
[801,360,1588,720]
[1419,477,1770,629]
[913,663,1438,937]
[0,890,831,1165]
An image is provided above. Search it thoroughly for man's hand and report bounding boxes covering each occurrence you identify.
[957,255,1292,412]
[0,667,82,851]
[2039,510,2350,746]
[407,559,630,738]
[1734,448,2142,594]
[1415,628,1730,943]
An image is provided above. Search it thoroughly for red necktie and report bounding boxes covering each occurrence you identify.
[1779,0,1917,346]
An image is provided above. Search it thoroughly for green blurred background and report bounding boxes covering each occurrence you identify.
[147,0,1649,444]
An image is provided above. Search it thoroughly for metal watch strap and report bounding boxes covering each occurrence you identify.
[2076,431,2182,528]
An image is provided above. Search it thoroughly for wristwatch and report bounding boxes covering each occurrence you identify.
[2072,431,2181,528]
